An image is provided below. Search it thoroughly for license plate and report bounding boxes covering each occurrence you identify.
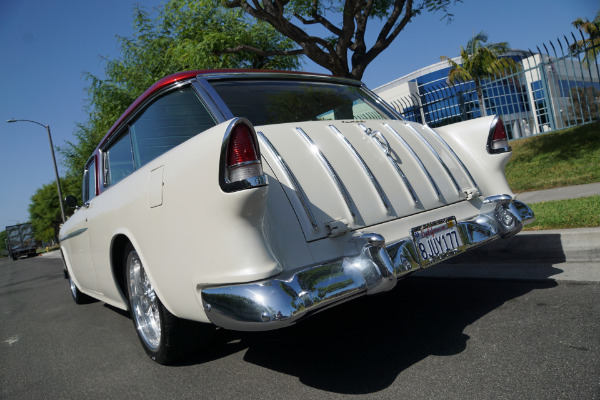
[411,217,463,267]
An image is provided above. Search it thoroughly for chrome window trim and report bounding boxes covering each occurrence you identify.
[328,124,392,214]
[191,79,230,123]
[360,84,406,121]
[383,123,442,200]
[295,127,358,221]
[358,124,419,205]
[257,131,319,230]
[403,123,462,195]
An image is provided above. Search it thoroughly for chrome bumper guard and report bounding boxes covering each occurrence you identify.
[201,198,534,331]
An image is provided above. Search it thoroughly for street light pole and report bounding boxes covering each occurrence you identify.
[6,118,66,223]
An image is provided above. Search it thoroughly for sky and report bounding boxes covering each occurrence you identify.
[0,0,597,232]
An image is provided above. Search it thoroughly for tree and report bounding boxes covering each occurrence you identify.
[59,0,300,179]
[29,178,77,243]
[224,0,460,80]
[568,86,600,124]
[0,230,7,257]
[440,31,518,117]
[571,10,600,64]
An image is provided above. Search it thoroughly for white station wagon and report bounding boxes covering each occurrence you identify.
[59,70,534,364]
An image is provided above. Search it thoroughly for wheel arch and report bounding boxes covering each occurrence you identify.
[110,234,132,308]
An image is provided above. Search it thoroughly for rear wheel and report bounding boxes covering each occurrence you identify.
[124,243,213,364]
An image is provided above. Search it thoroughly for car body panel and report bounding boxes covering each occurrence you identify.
[59,70,532,328]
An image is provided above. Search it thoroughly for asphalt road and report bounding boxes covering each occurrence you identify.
[1,253,598,400]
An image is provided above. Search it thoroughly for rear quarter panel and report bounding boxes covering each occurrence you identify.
[435,116,514,198]
[63,120,288,322]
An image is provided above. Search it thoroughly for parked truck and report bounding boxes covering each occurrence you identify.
[5,223,37,260]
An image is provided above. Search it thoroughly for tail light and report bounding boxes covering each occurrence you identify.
[487,116,511,154]
[219,118,268,192]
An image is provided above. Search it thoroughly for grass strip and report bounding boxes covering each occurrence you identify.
[506,121,600,193]
[524,195,600,231]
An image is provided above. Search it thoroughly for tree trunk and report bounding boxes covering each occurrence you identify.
[476,84,487,117]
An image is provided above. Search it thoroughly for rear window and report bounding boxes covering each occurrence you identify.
[209,79,397,126]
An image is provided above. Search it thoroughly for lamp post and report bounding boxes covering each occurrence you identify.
[6,118,66,223]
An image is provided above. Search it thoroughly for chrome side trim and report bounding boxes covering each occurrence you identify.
[295,127,358,221]
[58,228,88,243]
[383,123,442,200]
[358,124,419,205]
[404,123,462,195]
[328,124,392,214]
[257,131,319,230]
[201,199,535,331]
[424,125,479,190]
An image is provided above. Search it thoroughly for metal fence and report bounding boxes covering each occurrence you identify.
[388,31,600,140]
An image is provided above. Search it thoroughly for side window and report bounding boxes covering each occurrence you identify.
[83,158,96,202]
[130,86,216,168]
[105,131,135,186]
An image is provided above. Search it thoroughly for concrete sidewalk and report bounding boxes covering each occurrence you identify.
[415,184,600,283]
[414,228,600,283]
[515,182,600,204]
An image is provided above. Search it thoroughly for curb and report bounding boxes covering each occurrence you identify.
[413,228,600,282]
[446,227,600,263]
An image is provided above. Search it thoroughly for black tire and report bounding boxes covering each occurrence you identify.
[68,272,94,304]
[123,243,214,364]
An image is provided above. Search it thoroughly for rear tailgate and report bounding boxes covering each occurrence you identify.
[257,120,479,241]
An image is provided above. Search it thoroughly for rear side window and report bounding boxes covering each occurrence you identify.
[130,86,216,168]
[105,132,135,186]
[102,85,216,188]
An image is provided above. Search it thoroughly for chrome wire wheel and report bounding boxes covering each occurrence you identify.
[127,250,161,350]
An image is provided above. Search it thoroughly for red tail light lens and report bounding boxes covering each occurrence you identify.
[220,119,267,192]
[488,116,511,154]
[227,124,258,166]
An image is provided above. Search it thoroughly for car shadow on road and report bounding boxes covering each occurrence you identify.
[188,233,566,394]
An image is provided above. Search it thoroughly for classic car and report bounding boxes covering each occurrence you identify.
[59,69,534,364]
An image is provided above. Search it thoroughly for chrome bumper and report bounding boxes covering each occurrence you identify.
[201,198,534,331]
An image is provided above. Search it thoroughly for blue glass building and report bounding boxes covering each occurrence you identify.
[374,49,600,139]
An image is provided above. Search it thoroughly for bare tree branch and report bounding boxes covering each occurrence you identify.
[226,0,458,80]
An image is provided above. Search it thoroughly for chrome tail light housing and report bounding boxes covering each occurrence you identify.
[487,116,511,154]
[219,118,268,192]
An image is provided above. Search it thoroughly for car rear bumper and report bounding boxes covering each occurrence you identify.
[200,197,534,331]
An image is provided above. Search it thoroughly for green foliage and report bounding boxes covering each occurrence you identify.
[441,31,519,116]
[225,0,460,79]
[524,196,600,231]
[58,0,300,181]
[571,10,600,64]
[505,121,600,192]
[28,178,78,242]
[0,230,7,256]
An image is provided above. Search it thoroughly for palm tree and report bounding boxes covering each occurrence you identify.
[571,10,600,64]
[441,31,519,117]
